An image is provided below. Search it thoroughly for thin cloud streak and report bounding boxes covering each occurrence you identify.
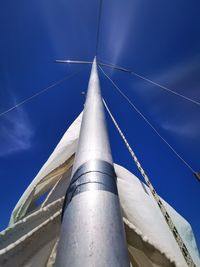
[151,55,200,96]
[161,120,199,139]
[151,55,200,137]
[128,54,200,138]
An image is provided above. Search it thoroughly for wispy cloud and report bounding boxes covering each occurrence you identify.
[132,54,200,97]
[0,106,34,157]
[151,55,200,95]
[152,55,200,138]
[129,54,200,139]
[161,119,199,139]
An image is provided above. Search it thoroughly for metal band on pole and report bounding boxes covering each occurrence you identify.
[62,159,118,218]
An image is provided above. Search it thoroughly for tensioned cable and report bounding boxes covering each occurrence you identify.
[99,59,200,107]
[0,72,77,118]
[102,98,196,267]
[95,0,103,56]
[55,59,200,107]
[99,65,196,173]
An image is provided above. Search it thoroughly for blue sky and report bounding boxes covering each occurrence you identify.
[0,0,200,249]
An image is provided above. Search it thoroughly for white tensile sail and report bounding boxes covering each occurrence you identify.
[0,113,199,267]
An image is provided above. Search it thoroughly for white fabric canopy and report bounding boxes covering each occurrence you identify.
[0,114,199,267]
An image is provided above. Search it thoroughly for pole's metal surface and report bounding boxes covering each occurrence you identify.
[55,58,130,267]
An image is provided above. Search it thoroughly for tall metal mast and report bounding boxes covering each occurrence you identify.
[55,58,130,267]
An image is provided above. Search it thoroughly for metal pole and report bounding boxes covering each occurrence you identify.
[55,58,130,267]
